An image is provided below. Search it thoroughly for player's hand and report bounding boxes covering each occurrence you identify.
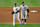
[27,13,29,18]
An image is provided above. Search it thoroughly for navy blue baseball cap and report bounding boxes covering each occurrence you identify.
[14,3,17,5]
[22,2,24,4]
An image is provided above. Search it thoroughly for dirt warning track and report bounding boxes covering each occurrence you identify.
[0,7,40,24]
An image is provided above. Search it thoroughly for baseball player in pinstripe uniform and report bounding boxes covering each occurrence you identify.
[12,3,21,26]
[20,2,29,24]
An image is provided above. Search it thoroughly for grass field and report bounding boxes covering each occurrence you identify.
[0,24,40,27]
[0,0,40,7]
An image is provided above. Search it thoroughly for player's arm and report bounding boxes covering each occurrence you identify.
[16,10,19,13]
[16,9,20,13]
[26,5,29,17]
[27,9,29,13]
[12,10,19,14]
[27,9,29,17]
[12,7,15,14]
[16,7,21,13]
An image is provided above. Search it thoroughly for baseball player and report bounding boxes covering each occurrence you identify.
[20,2,29,24]
[12,3,21,26]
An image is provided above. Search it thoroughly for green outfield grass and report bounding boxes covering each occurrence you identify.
[0,0,40,7]
[0,24,40,27]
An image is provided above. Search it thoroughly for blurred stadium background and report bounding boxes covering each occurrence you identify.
[0,0,40,27]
